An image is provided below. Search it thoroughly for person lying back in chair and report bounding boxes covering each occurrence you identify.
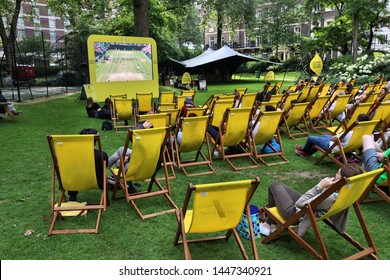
[107,120,153,193]
[68,128,108,202]
[295,114,371,159]
[362,134,390,185]
[259,164,364,236]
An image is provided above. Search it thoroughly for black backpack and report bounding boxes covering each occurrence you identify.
[101,121,113,131]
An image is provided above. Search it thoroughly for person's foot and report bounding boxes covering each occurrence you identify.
[295,149,310,158]
[127,185,138,194]
[259,222,276,236]
[295,144,303,151]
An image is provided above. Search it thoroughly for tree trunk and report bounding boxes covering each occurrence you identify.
[352,12,359,64]
[133,0,149,37]
[365,13,379,52]
[217,11,222,49]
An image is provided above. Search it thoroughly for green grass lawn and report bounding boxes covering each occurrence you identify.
[0,80,389,260]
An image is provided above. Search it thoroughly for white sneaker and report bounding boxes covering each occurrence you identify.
[259,223,276,236]
[213,151,220,157]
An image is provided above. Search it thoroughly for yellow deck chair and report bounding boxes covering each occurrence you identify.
[275,82,283,93]
[159,91,175,104]
[112,98,135,132]
[370,102,390,130]
[173,115,214,176]
[306,85,322,102]
[47,134,107,235]
[174,178,260,260]
[251,111,288,166]
[267,94,283,108]
[366,92,379,103]
[110,94,127,120]
[180,89,196,98]
[315,120,380,166]
[307,95,331,134]
[210,99,234,127]
[234,87,248,97]
[319,84,331,97]
[280,93,300,111]
[176,95,187,113]
[111,127,178,219]
[322,94,350,126]
[138,113,176,179]
[257,101,279,112]
[239,92,257,108]
[262,168,383,260]
[136,92,154,115]
[297,86,312,102]
[185,107,207,117]
[325,102,374,135]
[158,103,176,111]
[279,102,310,140]
[212,107,259,171]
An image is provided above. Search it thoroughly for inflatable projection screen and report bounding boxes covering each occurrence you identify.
[87,35,159,100]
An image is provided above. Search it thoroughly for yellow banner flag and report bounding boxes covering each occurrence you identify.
[181,72,192,84]
[373,52,383,59]
[264,71,275,81]
[310,53,323,75]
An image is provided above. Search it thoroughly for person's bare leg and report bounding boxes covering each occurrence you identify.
[362,134,375,152]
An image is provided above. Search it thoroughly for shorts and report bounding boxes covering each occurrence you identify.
[363,148,381,171]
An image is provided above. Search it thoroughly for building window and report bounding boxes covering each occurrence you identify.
[49,18,56,29]
[294,26,301,36]
[245,35,250,47]
[50,31,57,44]
[17,18,24,27]
[256,36,261,47]
[17,29,25,41]
[209,36,215,49]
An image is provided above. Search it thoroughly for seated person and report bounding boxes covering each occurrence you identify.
[97,98,112,120]
[107,120,153,193]
[180,96,196,117]
[259,164,364,236]
[295,114,371,158]
[68,128,108,202]
[176,113,197,145]
[86,97,100,118]
[362,134,390,186]
[0,89,20,117]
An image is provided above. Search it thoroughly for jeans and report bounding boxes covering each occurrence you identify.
[302,135,332,155]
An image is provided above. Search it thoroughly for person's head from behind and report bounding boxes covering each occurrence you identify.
[80,128,98,144]
[265,105,276,112]
[104,97,111,106]
[86,97,94,107]
[335,164,364,181]
[187,112,197,117]
[184,96,192,105]
[357,113,371,122]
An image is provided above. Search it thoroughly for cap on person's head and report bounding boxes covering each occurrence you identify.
[185,96,192,104]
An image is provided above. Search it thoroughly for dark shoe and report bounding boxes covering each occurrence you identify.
[295,149,310,158]
[69,196,77,202]
[295,144,303,151]
[127,185,138,194]
[133,183,142,188]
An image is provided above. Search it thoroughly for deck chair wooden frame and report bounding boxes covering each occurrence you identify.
[174,177,261,260]
[112,98,136,132]
[138,113,176,179]
[136,92,154,116]
[173,115,214,176]
[315,120,380,166]
[279,102,310,140]
[251,111,288,166]
[211,107,259,171]
[262,169,383,260]
[111,127,178,219]
[47,134,107,235]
